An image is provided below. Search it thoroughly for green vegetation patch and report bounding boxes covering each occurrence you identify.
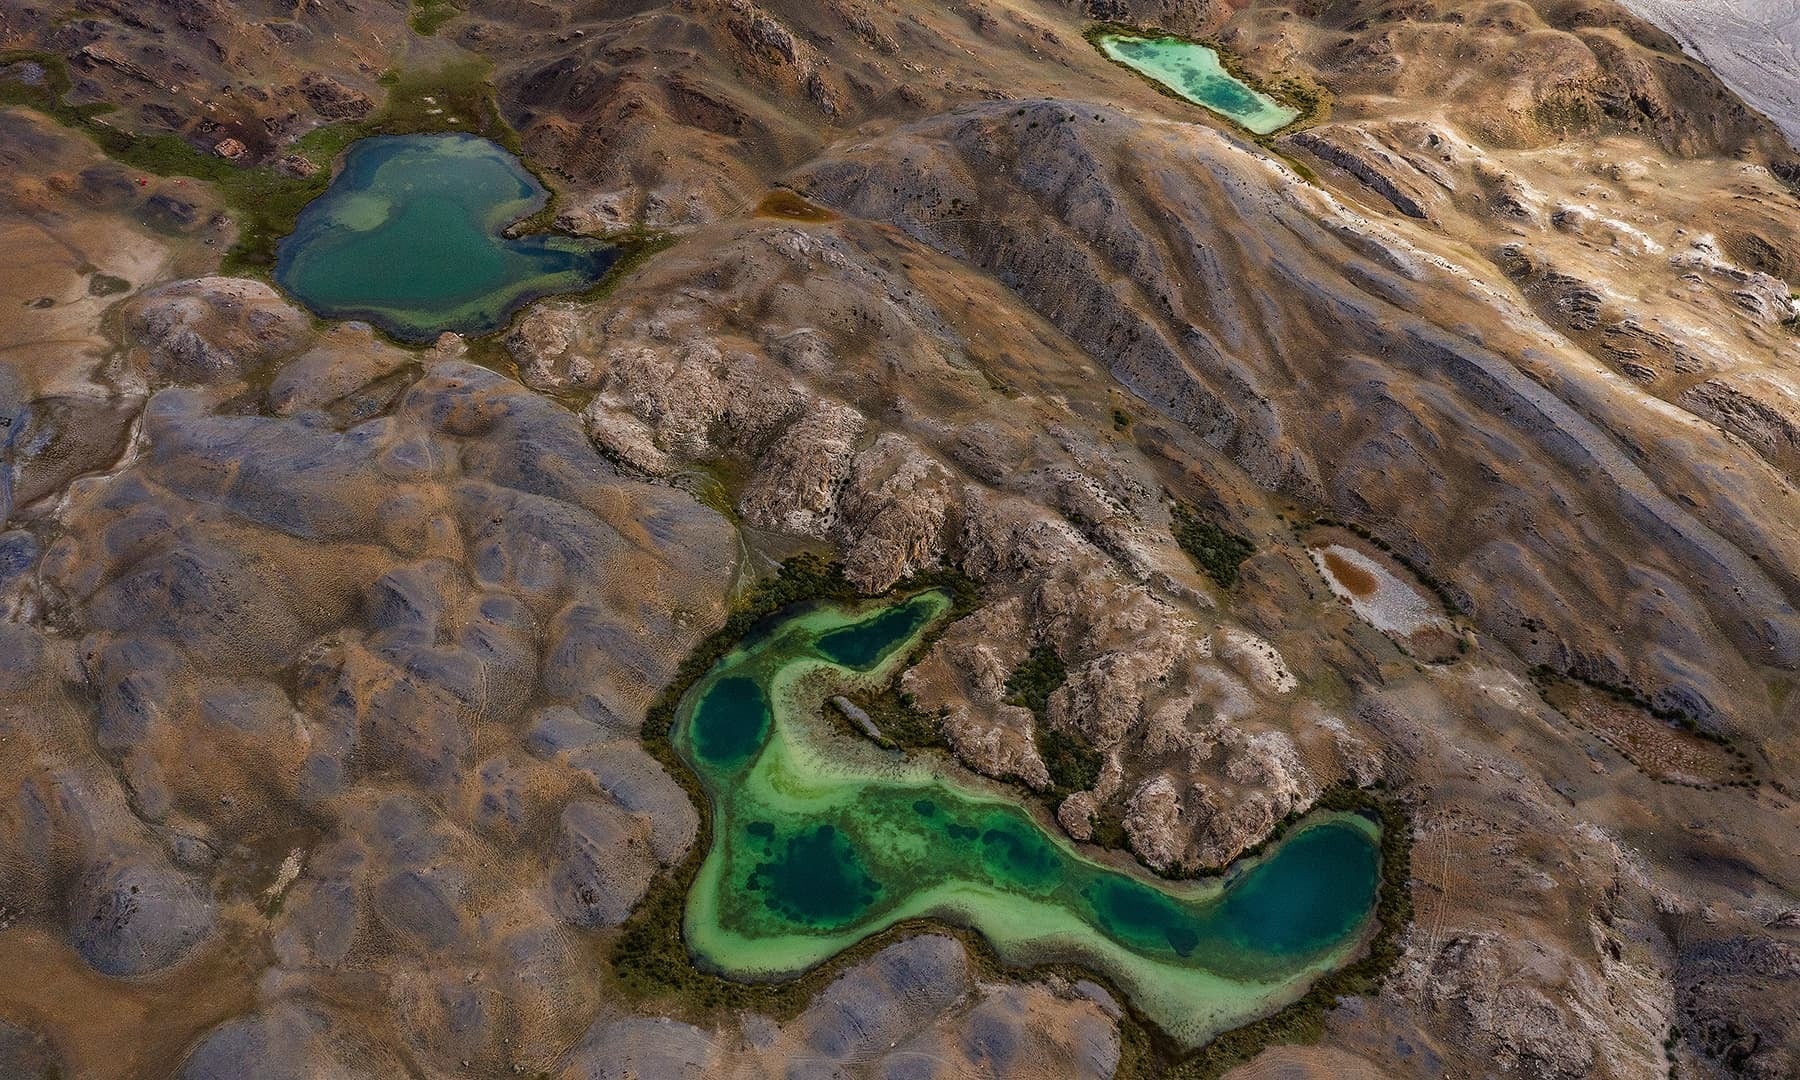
[410,0,461,35]
[1004,644,1067,717]
[1172,503,1256,589]
[1004,644,1102,796]
[1038,728,1104,796]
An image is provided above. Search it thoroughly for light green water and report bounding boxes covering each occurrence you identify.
[1097,34,1301,134]
[673,591,1382,1048]
[273,133,618,342]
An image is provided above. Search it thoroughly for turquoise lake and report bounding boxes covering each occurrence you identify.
[676,591,1383,1047]
[273,133,618,342]
[1097,34,1301,134]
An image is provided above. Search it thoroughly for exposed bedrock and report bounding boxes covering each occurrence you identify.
[554,934,1119,1079]
[792,99,1800,733]
[509,216,1379,871]
[2,341,735,1074]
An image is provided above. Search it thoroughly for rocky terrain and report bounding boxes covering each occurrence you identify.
[1622,0,1800,148]
[3,0,1800,1078]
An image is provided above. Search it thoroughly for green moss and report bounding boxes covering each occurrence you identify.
[1171,503,1256,589]
[1090,802,1131,850]
[410,0,461,35]
[1038,728,1104,796]
[87,272,131,296]
[1113,407,1132,431]
[1003,644,1101,795]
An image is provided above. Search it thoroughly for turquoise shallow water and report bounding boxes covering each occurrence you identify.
[675,592,1383,1047]
[274,133,618,341]
[1097,34,1301,134]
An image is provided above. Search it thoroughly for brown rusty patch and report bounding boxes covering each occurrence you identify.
[1320,548,1379,599]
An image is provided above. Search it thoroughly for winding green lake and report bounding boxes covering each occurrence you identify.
[1097,34,1300,134]
[273,133,618,342]
[673,591,1381,1047]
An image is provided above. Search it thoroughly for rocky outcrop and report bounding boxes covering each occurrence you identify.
[124,277,311,386]
[793,98,1800,734]
[549,800,656,928]
[298,73,372,121]
[738,399,864,536]
[6,321,735,1073]
[1676,934,1800,1079]
[1419,933,1600,1080]
[68,851,214,977]
[1290,127,1439,220]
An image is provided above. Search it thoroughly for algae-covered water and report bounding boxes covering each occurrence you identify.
[673,591,1381,1047]
[1097,33,1300,134]
[273,133,618,342]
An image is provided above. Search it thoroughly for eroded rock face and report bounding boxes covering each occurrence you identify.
[4,316,736,1073]
[511,220,1367,871]
[123,277,311,386]
[794,97,1800,734]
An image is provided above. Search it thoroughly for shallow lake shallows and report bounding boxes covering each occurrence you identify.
[1097,33,1300,134]
[674,591,1382,1048]
[274,133,618,342]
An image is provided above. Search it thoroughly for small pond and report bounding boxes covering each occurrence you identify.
[273,133,618,342]
[1097,33,1301,134]
[673,591,1383,1048]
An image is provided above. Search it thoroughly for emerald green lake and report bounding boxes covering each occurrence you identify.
[1097,34,1300,134]
[674,591,1382,1047]
[273,133,618,342]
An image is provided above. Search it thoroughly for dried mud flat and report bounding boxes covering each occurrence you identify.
[1305,530,1461,663]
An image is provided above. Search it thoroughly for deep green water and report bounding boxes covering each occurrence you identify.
[273,133,618,342]
[674,592,1382,1047]
[1097,34,1300,134]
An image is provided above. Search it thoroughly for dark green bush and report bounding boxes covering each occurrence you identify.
[1171,504,1255,588]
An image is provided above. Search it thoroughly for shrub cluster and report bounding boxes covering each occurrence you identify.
[1172,503,1256,588]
